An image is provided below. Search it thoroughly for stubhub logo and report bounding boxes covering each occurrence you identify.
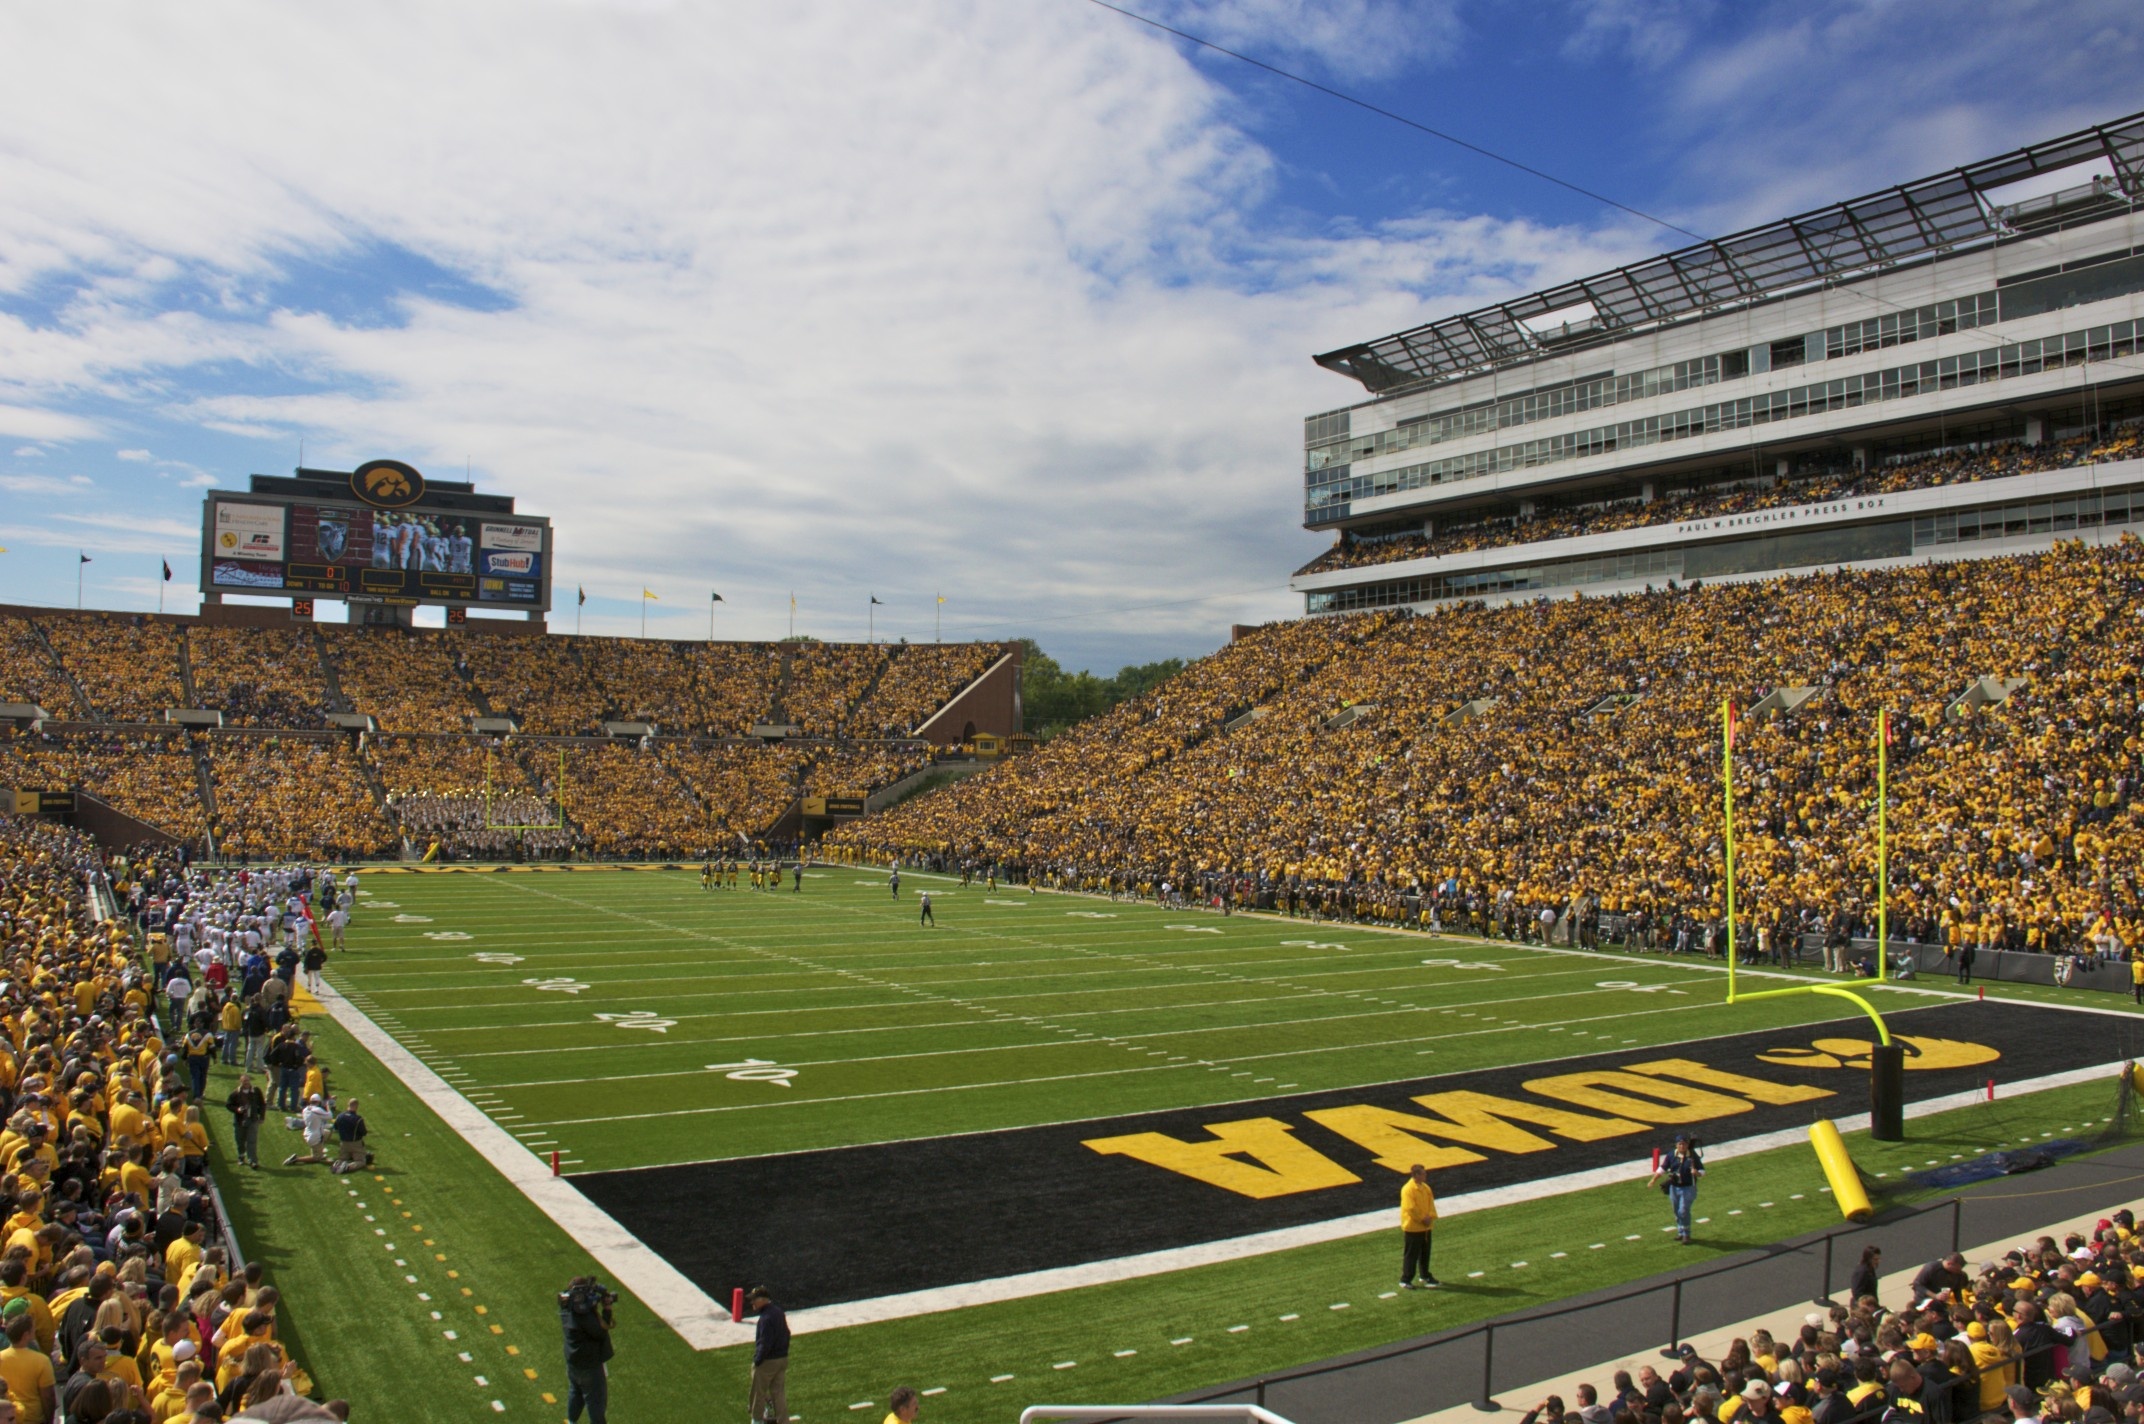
[484,552,535,575]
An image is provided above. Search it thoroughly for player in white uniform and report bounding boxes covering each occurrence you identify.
[370,514,396,568]
[447,527,473,574]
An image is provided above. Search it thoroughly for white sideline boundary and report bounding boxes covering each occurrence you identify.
[311,978,753,1351]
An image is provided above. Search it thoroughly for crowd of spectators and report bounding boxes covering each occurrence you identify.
[0,619,86,719]
[847,644,997,737]
[0,732,209,843]
[1543,1221,2144,1424]
[573,639,784,736]
[184,630,332,730]
[203,740,392,863]
[837,536,2144,959]
[457,637,606,737]
[783,645,888,737]
[801,743,931,799]
[35,618,184,726]
[316,628,475,733]
[1300,425,2144,576]
[0,816,344,1419]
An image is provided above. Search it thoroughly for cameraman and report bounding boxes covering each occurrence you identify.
[559,1277,615,1424]
[1648,1134,1705,1246]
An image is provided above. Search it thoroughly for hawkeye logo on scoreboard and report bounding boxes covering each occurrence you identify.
[350,459,427,509]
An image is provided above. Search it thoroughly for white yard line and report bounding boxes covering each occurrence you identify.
[308,976,750,1352]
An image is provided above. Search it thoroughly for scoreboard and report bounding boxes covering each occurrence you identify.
[201,460,552,614]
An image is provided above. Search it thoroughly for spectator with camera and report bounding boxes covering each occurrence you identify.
[559,1276,615,1424]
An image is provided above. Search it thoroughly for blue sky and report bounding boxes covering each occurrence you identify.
[1,1,2139,671]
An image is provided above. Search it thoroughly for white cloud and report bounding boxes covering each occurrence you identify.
[12,446,42,457]
[115,448,151,461]
[0,1,1658,663]
[1562,0,1715,68]
[0,473,79,496]
[178,472,215,488]
[0,404,98,442]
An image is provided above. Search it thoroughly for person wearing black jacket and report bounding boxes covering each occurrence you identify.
[56,1275,113,1375]
[559,1277,614,1424]
[2012,1300,2059,1391]
[226,1074,267,1169]
[749,1285,790,1424]
[1849,1247,1884,1306]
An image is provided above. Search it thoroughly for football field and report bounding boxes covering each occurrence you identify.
[330,866,1936,1176]
[255,864,2141,1420]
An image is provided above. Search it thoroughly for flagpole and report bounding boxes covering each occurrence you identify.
[936,593,942,643]
[709,593,715,642]
[788,594,794,641]
[641,593,647,640]
[868,597,874,645]
[77,554,84,610]
[159,564,165,615]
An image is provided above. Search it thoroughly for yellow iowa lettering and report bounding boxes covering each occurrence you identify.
[1306,1091,1644,1173]
[1626,1057,1833,1106]
[1524,1069,1751,1124]
[1083,1117,1362,1199]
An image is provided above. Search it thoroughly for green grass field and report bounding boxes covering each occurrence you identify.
[324,868,1962,1172]
[189,866,2144,1422]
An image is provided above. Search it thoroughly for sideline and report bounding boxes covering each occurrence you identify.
[308,976,752,1351]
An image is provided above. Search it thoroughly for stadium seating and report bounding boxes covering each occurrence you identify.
[186,627,335,729]
[837,535,2144,956]
[0,616,83,717]
[36,614,185,723]
[1,621,1000,861]
[1300,426,2144,576]
[0,728,211,842]
[0,815,335,1416]
[318,626,479,733]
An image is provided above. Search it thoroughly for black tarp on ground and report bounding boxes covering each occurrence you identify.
[570,997,2116,1310]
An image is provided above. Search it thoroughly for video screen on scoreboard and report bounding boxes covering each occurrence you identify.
[208,499,546,606]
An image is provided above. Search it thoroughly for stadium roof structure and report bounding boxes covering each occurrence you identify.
[1316,110,2144,396]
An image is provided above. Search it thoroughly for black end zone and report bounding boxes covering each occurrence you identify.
[569,997,2116,1311]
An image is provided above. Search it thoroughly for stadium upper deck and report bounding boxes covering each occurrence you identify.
[1296,111,2144,613]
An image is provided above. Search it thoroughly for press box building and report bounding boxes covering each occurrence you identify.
[1291,113,2144,614]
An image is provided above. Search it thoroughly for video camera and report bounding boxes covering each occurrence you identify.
[559,1278,617,1316]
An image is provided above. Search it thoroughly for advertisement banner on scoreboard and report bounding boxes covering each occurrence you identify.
[479,550,542,579]
[479,521,545,553]
[213,503,286,562]
[212,559,286,589]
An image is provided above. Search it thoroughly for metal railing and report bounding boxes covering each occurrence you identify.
[1021,1409,1299,1424]
[1181,1197,1967,1424]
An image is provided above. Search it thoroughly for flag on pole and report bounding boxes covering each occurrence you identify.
[162,560,172,581]
[577,586,587,606]
[711,591,724,603]
[789,593,797,610]
[78,552,91,565]
[870,595,883,605]
[642,589,658,601]
[936,594,945,605]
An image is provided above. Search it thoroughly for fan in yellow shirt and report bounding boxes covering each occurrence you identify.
[883,1385,921,1423]
[0,1310,54,1424]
